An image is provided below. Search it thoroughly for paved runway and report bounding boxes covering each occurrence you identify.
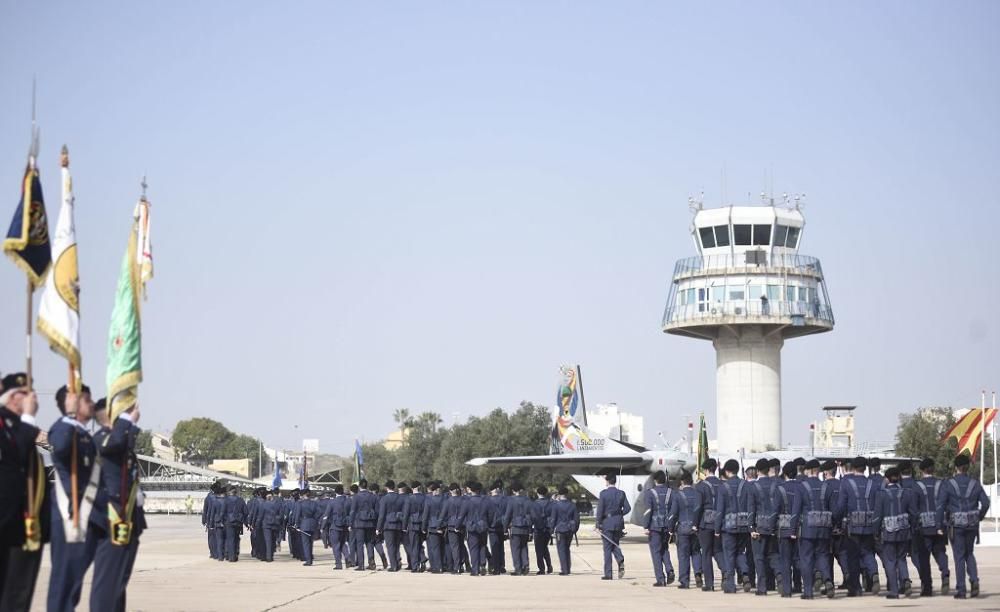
[29,514,1000,610]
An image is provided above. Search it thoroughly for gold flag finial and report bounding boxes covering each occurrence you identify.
[60,145,69,168]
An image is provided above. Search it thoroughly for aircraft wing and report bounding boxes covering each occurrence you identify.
[467,452,647,471]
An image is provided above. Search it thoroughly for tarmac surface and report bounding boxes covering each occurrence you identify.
[29,514,1000,611]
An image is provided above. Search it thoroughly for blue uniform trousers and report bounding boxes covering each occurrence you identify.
[951,530,978,595]
[353,527,375,568]
[697,530,722,588]
[211,526,225,559]
[647,530,673,583]
[47,518,100,612]
[555,532,572,574]
[447,530,465,572]
[881,540,908,596]
[384,529,402,571]
[509,534,529,573]
[91,532,139,612]
[224,524,241,561]
[846,534,878,593]
[677,533,701,587]
[799,537,831,596]
[405,529,424,569]
[778,538,796,596]
[262,527,277,561]
[206,528,215,558]
[721,532,750,590]
[331,528,347,567]
[601,530,624,578]
[751,534,780,594]
[534,531,552,572]
[299,530,314,564]
[467,531,486,575]
[915,532,949,586]
[488,530,505,573]
[426,532,444,572]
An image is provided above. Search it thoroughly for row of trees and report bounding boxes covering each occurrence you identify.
[342,402,576,493]
[168,417,267,478]
[895,406,995,483]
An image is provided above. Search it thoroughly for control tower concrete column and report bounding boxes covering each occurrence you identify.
[714,327,783,453]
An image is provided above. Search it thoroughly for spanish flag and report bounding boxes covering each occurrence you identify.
[942,408,998,458]
[4,160,51,288]
[37,147,81,389]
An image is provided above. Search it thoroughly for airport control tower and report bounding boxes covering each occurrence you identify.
[662,195,834,453]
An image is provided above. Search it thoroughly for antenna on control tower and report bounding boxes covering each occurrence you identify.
[688,191,704,214]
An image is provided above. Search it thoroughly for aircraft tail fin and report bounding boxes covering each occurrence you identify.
[550,365,634,456]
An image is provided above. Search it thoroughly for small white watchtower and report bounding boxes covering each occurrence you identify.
[662,194,834,453]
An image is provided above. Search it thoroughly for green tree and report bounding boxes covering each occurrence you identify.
[394,412,446,482]
[895,407,995,482]
[342,442,397,485]
[222,434,265,478]
[135,430,154,456]
[171,418,235,466]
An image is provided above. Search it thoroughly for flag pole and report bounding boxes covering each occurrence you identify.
[982,390,987,483]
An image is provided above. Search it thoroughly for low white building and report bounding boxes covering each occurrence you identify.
[587,403,644,446]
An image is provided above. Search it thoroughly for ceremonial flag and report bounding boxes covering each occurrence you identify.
[942,408,998,458]
[134,195,152,298]
[696,413,709,481]
[354,439,365,484]
[106,217,142,421]
[272,463,283,490]
[299,450,309,490]
[4,161,51,288]
[37,147,81,389]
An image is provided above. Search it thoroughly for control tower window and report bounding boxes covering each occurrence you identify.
[733,224,751,245]
[785,226,800,248]
[774,224,789,247]
[699,227,716,248]
[714,225,730,247]
[752,224,771,246]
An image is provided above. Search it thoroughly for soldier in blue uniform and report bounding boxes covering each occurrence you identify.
[549,486,579,575]
[486,480,507,575]
[298,490,319,566]
[46,385,100,612]
[836,456,880,596]
[674,471,703,590]
[349,478,378,570]
[773,462,802,598]
[799,459,835,599]
[246,488,261,560]
[261,491,281,562]
[716,459,754,593]
[201,485,216,558]
[696,458,725,591]
[503,481,532,576]
[441,483,468,573]
[402,482,425,571]
[897,461,919,595]
[531,486,554,574]
[749,458,780,596]
[595,473,630,580]
[874,467,918,599]
[91,401,147,612]
[642,470,677,587]
[422,482,446,573]
[459,482,494,576]
[822,460,849,592]
[328,485,350,569]
[937,453,989,599]
[377,480,404,571]
[915,458,949,595]
[223,486,247,561]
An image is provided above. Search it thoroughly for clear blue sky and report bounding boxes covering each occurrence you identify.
[1,2,997,454]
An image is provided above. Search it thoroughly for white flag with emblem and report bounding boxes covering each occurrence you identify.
[37,145,81,388]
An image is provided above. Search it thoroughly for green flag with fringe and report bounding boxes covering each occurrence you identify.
[106,220,142,421]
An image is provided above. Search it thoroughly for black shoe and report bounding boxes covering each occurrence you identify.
[559,572,568,576]
[702,586,715,592]
[618,564,625,579]
[885,594,899,600]
[954,593,967,600]
[334,565,343,570]
[696,573,704,588]
[801,595,814,600]
[780,593,791,598]
[837,582,849,590]
[941,576,950,595]
[921,586,933,597]
[367,564,376,570]
[667,572,675,585]
[871,575,881,595]
[776,574,784,594]
[536,570,545,575]
[653,581,666,587]
[813,575,824,595]
[903,579,912,596]
[755,591,766,596]
[678,584,690,589]
[971,581,980,598]
[826,581,835,599]
[743,575,752,592]
[602,576,613,581]
[354,567,366,572]
[303,561,313,566]
[723,586,737,594]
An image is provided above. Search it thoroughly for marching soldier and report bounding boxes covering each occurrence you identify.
[915,458,949,595]
[486,481,507,575]
[297,490,319,566]
[874,466,917,599]
[459,482,494,576]
[422,482,446,573]
[750,458,780,596]
[773,462,802,598]
[349,479,378,570]
[898,461,918,594]
[402,482,426,572]
[799,459,835,599]
[643,470,677,587]
[376,480,404,572]
[696,458,725,591]
[595,473,629,581]
[201,485,216,558]
[549,486,579,575]
[261,491,280,562]
[531,486,554,575]
[675,471,704,590]
[503,481,532,576]
[223,486,246,562]
[822,460,850,592]
[937,453,989,599]
[837,456,880,596]
[328,485,351,569]
[442,483,466,574]
[716,459,754,593]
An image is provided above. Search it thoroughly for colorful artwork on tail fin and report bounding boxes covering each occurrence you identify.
[550,365,595,453]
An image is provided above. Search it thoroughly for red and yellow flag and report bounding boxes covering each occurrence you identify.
[942,408,998,457]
